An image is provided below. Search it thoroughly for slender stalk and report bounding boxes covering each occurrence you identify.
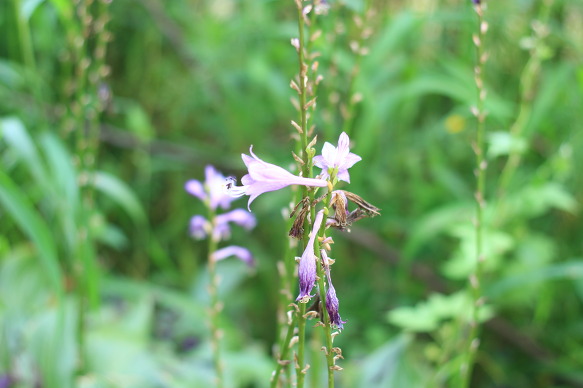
[271,313,298,388]
[460,3,487,387]
[207,208,224,388]
[313,207,335,388]
[296,1,310,168]
[294,2,313,387]
[497,0,553,197]
[12,0,36,71]
[295,301,308,388]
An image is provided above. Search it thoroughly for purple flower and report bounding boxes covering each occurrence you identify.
[185,165,237,210]
[213,208,256,241]
[189,215,209,239]
[296,210,325,302]
[228,146,328,210]
[212,245,255,267]
[0,374,15,388]
[324,258,345,330]
[313,132,361,183]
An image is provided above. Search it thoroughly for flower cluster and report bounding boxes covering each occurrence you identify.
[186,165,256,266]
[228,132,380,330]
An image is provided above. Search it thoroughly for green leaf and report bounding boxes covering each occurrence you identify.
[47,0,73,19]
[388,292,494,333]
[487,260,583,300]
[503,182,578,220]
[39,131,79,208]
[404,203,472,259]
[442,225,514,279]
[92,171,147,226]
[0,170,63,297]
[21,0,45,20]
[1,117,49,190]
[488,131,527,158]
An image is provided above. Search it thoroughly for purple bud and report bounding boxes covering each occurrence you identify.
[324,259,345,330]
[296,210,325,302]
[0,375,14,388]
[189,215,208,239]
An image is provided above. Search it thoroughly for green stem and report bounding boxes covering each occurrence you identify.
[208,208,224,388]
[461,4,487,387]
[296,2,310,170]
[296,302,308,388]
[12,0,36,71]
[497,0,553,198]
[271,313,298,388]
[294,3,313,387]
[314,241,335,388]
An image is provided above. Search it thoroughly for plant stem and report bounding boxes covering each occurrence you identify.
[294,2,313,387]
[314,228,335,388]
[208,208,224,388]
[271,312,298,388]
[497,0,553,197]
[461,4,487,387]
[296,301,308,388]
[296,1,310,167]
[12,0,36,71]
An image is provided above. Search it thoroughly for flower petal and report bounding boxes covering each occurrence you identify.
[336,169,351,183]
[314,132,361,181]
[185,180,206,201]
[205,165,237,210]
[342,152,362,169]
[212,245,255,267]
[236,147,327,210]
[313,155,325,169]
[216,208,256,230]
[320,142,336,165]
[189,215,208,239]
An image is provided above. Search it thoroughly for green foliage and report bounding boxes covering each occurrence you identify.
[1,0,583,387]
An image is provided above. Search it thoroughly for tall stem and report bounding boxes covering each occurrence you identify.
[314,206,336,388]
[461,3,487,387]
[271,312,298,388]
[497,0,553,197]
[294,2,312,387]
[208,209,224,388]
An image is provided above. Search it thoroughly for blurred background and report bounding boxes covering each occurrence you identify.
[1,0,582,387]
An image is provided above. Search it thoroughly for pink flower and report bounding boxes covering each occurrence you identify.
[213,209,256,241]
[186,165,237,210]
[296,210,325,302]
[313,132,361,183]
[189,215,209,239]
[212,245,255,267]
[228,146,328,210]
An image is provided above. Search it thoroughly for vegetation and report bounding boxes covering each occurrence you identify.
[1,0,582,387]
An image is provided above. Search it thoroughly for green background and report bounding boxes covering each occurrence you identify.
[1,0,582,387]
